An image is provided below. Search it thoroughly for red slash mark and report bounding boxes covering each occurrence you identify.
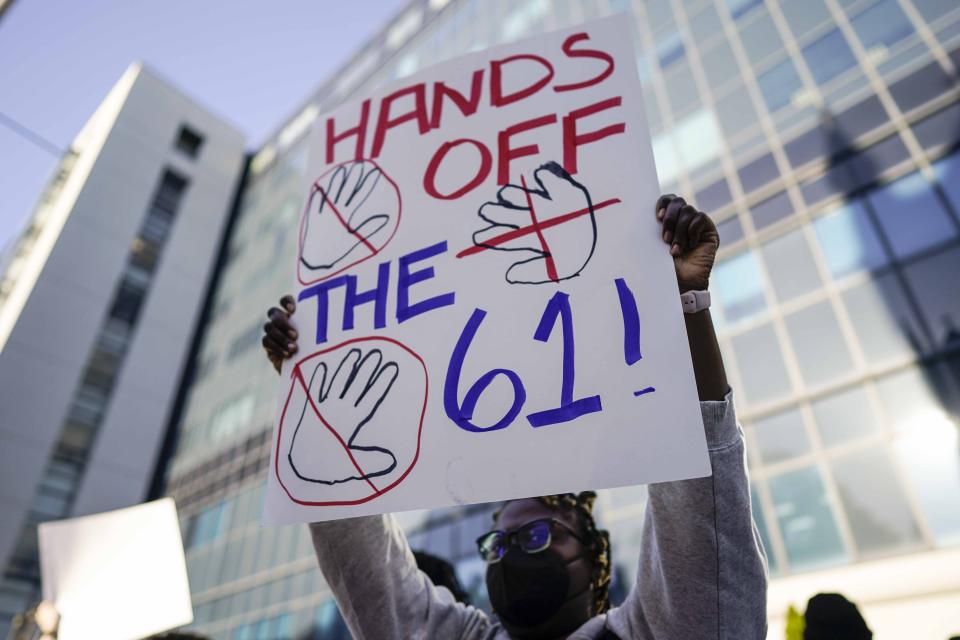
[293,367,380,494]
[318,186,377,255]
[456,197,622,259]
[520,175,559,282]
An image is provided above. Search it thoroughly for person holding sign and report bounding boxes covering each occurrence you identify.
[261,195,768,639]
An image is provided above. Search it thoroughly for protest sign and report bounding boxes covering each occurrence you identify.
[264,15,710,524]
[38,498,193,640]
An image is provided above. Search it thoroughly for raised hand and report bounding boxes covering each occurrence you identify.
[263,295,298,374]
[300,160,400,278]
[472,161,598,285]
[655,194,719,292]
[288,347,399,485]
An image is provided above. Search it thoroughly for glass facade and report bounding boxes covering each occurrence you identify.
[161,0,960,637]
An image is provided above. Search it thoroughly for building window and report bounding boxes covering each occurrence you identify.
[802,29,858,87]
[813,200,889,279]
[867,171,956,260]
[768,465,849,571]
[712,249,767,325]
[752,407,811,465]
[228,322,265,361]
[175,125,204,158]
[757,58,804,113]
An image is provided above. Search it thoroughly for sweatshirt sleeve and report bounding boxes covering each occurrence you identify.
[308,514,494,640]
[607,391,769,640]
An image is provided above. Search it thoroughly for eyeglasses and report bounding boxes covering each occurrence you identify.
[476,518,587,564]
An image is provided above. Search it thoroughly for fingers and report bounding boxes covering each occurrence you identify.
[356,361,399,410]
[261,329,296,359]
[266,306,298,340]
[686,213,708,249]
[655,194,676,220]
[262,334,294,373]
[495,186,532,212]
[671,205,698,257]
[267,351,282,375]
[505,253,553,285]
[531,163,588,207]
[341,349,384,404]
[328,348,363,399]
[660,195,686,244]
[478,200,522,229]
[262,296,298,372]
[656,195,719,256]
[343,161,381,212]
[337,160,365,207]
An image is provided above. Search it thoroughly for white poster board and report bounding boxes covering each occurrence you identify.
[265,15,709,524]
[39,498,193,640]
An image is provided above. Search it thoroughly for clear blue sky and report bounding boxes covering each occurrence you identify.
[0,0,409,252]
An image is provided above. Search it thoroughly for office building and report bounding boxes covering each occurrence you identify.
[0,63,245,634]
[164,0,960,638]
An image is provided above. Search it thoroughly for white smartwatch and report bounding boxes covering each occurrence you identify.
[680,289,711,314]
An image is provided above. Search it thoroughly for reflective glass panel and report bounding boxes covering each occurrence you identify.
[712,249,767,324]
[715,86,759,138]
[740,10,783,68]
[831,447,922,556]
[904,245,960,349]
[696,178,733,212]
[758,58,804,113]
[701,41,740,91]
[784,301,856,388]
[768,466,848,571]
[724,0,763,21]
[673,109,724,174]
[813,200,889,278]
[739,153,779,193]
[689,4,722,43]
[879,368,960,545]
[656,29,685,69]
[753,407,812,464]
[731,323,794,405]
[665,63,700,114]
[867,171,957,259]
[751,191,794,230]
[851,0,914,50]
[842,273,925,364]
[717,215,744,244]
[811,385,881,447]
[912,0,956,23]
[933,152,960,215]
[761,228,823,302]
[802,29,858,86]
[781,0,830,40]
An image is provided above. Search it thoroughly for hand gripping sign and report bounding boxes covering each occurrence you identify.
[265,16,710,524]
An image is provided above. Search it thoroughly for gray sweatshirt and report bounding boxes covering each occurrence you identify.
[309,392,769,639]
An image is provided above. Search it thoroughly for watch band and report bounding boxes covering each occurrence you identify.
[680,289,711,314]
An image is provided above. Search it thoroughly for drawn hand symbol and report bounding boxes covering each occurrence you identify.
[300,160,399,276]
[472,161,598,285]
[288,347,399,485]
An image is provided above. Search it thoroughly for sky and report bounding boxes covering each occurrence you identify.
[0,0,410,252]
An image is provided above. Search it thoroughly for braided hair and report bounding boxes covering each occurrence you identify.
[494,491,612,615]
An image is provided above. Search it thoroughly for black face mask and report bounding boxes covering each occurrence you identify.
[486,547,589,628]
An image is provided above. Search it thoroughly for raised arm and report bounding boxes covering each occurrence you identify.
[608,195,768,639]
[261,298,491,640]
